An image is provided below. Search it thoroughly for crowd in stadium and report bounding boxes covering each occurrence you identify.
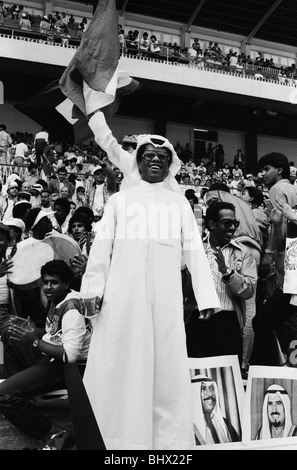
[1,0,297,451]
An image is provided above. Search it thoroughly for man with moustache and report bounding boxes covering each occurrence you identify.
[255,384,297,439]
[191,374,241,445]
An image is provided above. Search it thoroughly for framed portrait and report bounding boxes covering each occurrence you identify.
[188,355,245,449]
[242,366,297,449]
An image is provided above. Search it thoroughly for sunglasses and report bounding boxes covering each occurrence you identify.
[219,219,240,229]
[142,151,171,163]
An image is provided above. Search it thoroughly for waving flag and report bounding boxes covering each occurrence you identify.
[59,0,140,120]
[14,0,140,144]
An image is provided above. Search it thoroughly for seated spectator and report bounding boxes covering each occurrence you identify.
[229,174,243,197]
[139,32,151,52]
[0,259,92,444]
[60,185,74,202]
[60,27,71,47]
[149,35,161,53]
[232,164,243,178]
[245,174,256,187]
[254,68,265,80]
[188,45,197,61]
[197,161,207,176]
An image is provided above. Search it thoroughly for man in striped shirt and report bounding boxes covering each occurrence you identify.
[186,200,257,366]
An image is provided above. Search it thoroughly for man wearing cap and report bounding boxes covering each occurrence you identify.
[5,218,26,256]
[79,111,220,450]
[1,181,19,223]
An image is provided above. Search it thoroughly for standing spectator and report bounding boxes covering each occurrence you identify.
[251,153,297,366]
[205,143,216,167]
[34,128,49,168]
[1,181,19,222]
[19,12,31,30]
[186,201,257,365]
[233,149,245,173]
[78,113,220,450]
[0,124,12,164]
[39,15,51,35]
[40,143,56,181]
[215,144,225,169]
[13,134,29,167]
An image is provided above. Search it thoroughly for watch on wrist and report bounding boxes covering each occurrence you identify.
[265,248,276,254]
[222,267,234,280]
[32,339,40,349]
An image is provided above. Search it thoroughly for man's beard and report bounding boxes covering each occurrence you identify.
[271,418,281,428]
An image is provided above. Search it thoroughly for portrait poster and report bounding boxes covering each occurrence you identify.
[188,355,245,449]
[242,366,297,449]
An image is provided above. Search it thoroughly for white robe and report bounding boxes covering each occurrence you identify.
[80,181,220,450]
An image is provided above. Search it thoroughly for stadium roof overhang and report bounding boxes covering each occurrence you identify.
[114,0,297,48]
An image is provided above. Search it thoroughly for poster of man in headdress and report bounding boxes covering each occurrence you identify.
[243,366,297,449]
[189,355,244,449]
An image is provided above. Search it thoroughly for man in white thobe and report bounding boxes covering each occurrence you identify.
[80,122,221,450]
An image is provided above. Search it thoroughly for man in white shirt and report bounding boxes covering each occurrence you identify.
[0,124,12,164]
[34,128,49,167]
